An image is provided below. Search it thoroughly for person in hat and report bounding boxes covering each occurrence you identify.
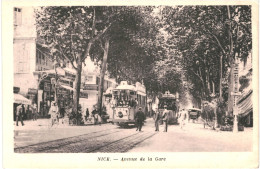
[162,105,169,132]
[134,107,145,131]
[32,103,38,121]
[16,104,25,126]
[91,105,99,125]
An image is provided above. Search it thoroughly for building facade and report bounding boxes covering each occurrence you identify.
[13,7,117,118]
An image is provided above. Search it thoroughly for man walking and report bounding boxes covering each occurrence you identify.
[202,101,213,128]
[16,104,24,126]
[135,107,145,131]
[162,105,169,132]
[32,103,37,121]
[154,107,160,131]
[91,106,99,125]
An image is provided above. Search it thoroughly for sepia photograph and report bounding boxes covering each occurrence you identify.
[2,0,259,168]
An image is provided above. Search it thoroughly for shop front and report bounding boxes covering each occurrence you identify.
[36,68,76,117]
[13,87,32,121]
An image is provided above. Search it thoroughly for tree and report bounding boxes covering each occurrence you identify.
[161,5,251,106]
[90,6,161,114]
[36,7,113,124]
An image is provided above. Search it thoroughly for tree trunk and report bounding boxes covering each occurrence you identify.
[205,69,210,100]
[219,55,223,102]
[98,39,109,116]
[73,57,82,125]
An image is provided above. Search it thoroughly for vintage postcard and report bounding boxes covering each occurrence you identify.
[2,0,259,168]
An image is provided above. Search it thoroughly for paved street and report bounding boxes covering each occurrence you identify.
[14,118,252,153]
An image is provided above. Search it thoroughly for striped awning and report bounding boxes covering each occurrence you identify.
[14,93,32,105]
[237,90,253,117]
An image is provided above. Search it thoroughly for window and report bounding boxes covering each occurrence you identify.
[39,53,41,64]
[36,51,39,64]
[42,55,45,65]
[17,44,29,73]
[14,8,22,26]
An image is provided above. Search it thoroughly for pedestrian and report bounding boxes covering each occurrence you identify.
[91,106,99,125]
[201,101,212,128]
[16,104,24,126]
[134,107,145,131]
[96,113,102,126]
[32,103,37,121]
[77,105,84,125]
[134,98,138,107]
[60,107,65,118]
[85,108,90,120]
[154,107,160,131]
[179,108,187,129]
[48,101,59,126]
[162,105,169,132]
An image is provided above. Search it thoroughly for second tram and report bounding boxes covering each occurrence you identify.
[158,91,179,124]
[112,81,147,126]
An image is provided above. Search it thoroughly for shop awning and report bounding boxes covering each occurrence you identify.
[14,93,32,105]
[63,67,77,75]
[59,84,76,92]
[33,67,66,76]
[237,90,253,117]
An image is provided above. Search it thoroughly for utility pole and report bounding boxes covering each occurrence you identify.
[231,58,241,132]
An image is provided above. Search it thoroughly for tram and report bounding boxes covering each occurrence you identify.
[158,91,179,124]
[111,81,147,126]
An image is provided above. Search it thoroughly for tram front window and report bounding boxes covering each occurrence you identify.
[113,90,131,107]
[159,99,175,110]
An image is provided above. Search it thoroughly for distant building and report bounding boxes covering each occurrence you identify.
[80,58,117,113]
[13,7,38,96]
[13,7,117,117]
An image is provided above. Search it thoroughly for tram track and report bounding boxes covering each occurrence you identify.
[43,129,139,153]
[15,128,157,153]
[14,128,119,153]
[91,131,157,153]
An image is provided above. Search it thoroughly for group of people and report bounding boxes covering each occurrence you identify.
[134,105,185,132]
[153,106,189,132]
[154,105,170,132]
[90,106,102,125]
[112,97,138,107]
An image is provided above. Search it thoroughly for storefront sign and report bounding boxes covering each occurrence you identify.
[28,88,38,94]
[83,84,98,90]
[58,79,73,88]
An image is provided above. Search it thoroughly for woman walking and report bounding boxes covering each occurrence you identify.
[154,108,160,131]
[48,101,59,127]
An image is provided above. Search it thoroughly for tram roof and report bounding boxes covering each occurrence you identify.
[114,84,136,91]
